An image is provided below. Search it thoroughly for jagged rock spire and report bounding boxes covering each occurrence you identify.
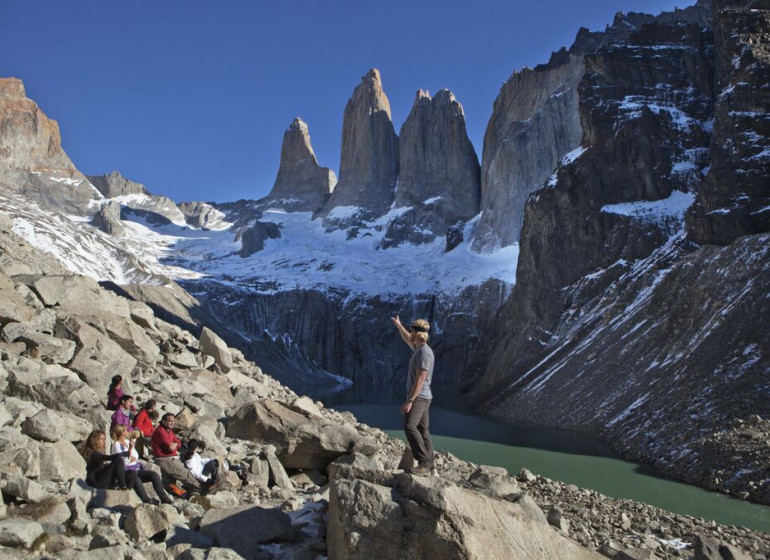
[395,88,480,217]
[321,69,399,219]
[267,117,336,213]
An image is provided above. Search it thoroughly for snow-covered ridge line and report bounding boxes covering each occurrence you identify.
[1,188,519,298]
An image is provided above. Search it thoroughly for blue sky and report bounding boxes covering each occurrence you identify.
[1,0,687,204]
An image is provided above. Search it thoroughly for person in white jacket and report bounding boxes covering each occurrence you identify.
[181,439,220,488]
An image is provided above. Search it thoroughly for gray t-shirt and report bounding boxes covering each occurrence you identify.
[407,344,434,400]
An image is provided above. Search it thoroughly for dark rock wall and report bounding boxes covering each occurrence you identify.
[686,2,770,244]
[183,279,510,390]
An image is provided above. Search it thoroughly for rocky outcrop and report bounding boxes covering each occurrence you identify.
[177,201,228,230]
[686,1,770,244]
[0,77,99,215]
[91,200,124,236]
[380,90,480,248]
[321,69,398,221]
[87,170,148,198]
[328,465,603,560]
[266,118,336,213]
[237,220,281,257]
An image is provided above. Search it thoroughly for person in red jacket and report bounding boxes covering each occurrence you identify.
[151,413,201,492]
[132,399,157,458]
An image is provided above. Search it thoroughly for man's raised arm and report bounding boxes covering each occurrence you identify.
[391,315,414,350]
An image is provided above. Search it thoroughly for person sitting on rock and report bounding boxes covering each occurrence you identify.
[151,412,202,493]
[181,438,220,491]
[82,429,128,491]
[132,398,157,458]
[110,395,134,432]
[106,375,125,410]
[111,424,174,505]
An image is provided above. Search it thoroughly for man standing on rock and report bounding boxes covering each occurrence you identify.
[391,315,434,476]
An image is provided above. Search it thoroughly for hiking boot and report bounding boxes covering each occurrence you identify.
[409,465,430,477]
[160,495,174,505]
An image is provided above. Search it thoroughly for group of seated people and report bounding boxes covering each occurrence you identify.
[81,375,224,504]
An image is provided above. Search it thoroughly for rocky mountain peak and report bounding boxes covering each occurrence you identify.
[320,68,398,221]
[266,117,336,213]
[0,76,98,215]
[381,87,480,248]
[87,170,149,198]
[0,77,25,97]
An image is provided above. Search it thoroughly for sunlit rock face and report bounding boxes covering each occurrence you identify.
[265,117,336,213]
[380,89,480,249]
[320,69,398,223]
[0,76,99,215]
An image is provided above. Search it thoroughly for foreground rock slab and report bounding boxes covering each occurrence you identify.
[199,504,295,557]
[328,465,603,560]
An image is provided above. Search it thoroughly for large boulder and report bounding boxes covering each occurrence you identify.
[21,408,92,443]
[327,466,603,560]
[124,504,177,541]
[39,440,87,482]
[58,309,159,367]
[54,315,137,391]
[199,505,294,555]
[226,400,378,471]
[9,373,104,428]
[0,517,44,548]
[19,332,76,364]
[32,276,130,317]
[199,327,233,373]
[0,427,41,479]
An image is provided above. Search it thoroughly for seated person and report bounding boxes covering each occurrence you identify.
[111,425,174,505]
[110,395,134,432]
[150,413,202,492]
[82,430,128,490]
[182,438,220,490]
[132,399,158,458]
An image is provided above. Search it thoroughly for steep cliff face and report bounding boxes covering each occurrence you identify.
[687,0,770,244]
[184,278,510,390]
[467,3,770,502]
[472,1,713,252]
[467,18,715,397]
[266,118,336,213]
[472,52,585,252]
[321,69,399,222]
[0,77,100,214]
[381,90,480,248]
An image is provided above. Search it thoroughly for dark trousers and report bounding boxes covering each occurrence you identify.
[126,468,168,502]
[88,460,126,489]
[404,397,434,468]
